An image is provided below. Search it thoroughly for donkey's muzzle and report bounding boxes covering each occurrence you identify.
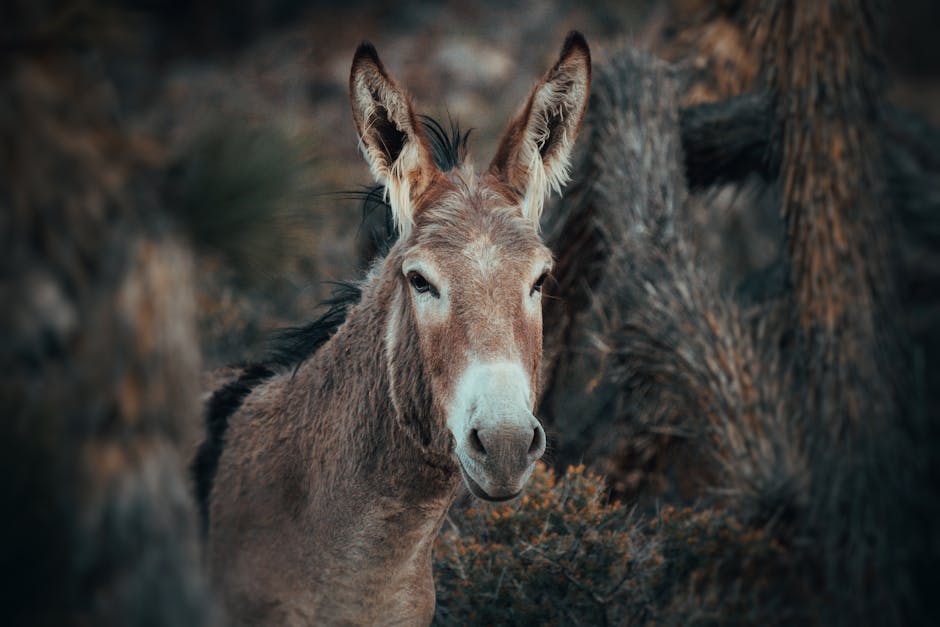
[458,413,546,501]
[448,361,545,501]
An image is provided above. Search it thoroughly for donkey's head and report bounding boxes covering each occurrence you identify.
[349,33,590,501]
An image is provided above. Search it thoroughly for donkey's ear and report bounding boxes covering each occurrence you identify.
[349,42,437,237]
[489,31,591,225]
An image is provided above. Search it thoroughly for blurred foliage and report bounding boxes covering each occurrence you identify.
[435,464,663,625]
[167,121,319,281]
[435,464,796,625]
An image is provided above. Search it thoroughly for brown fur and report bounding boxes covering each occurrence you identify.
[209,265,456,624]
[204,34,590,625]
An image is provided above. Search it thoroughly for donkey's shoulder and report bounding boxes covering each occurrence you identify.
[192,362,276,531]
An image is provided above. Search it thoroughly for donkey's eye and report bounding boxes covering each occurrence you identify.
[408,271,439,298]
[531,272,549,295]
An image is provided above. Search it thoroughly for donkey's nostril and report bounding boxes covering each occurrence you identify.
[528,426,545,456]
[469,429,487,456]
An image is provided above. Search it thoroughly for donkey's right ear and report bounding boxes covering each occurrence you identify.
[349,42,437,237]
[489,32,591,227]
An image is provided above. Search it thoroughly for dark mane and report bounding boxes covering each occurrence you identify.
[352,114,471,257]
[192,115,469,531]
[265,281,363,369]
[268,115,470,371]
[191,362,274,533]
[332,112,473,263]
[190,283,361,532]
[420,114,470,173]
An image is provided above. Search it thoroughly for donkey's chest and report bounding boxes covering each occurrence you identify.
[311,490,446,568]
[295,497,446,623]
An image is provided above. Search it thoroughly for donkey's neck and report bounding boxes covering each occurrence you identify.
[209,263,460,625]
[287,262,458,517]
[267,264,459,622]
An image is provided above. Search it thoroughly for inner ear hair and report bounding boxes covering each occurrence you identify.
[369,103,407,167]
[537,76,580,162]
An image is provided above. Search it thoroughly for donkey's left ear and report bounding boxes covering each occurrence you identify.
[489,31,591,225]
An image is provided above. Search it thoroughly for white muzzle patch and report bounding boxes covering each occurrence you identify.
[448,361,546,500]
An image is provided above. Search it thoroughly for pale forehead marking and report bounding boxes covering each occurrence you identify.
[412,178,548,281]
[463,234,501,277]
[438,178,511,214]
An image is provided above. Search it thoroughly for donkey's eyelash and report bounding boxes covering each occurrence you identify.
[531,272,549,295]
[408,271,440,298]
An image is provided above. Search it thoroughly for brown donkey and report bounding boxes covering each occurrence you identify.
[195,33,590,625]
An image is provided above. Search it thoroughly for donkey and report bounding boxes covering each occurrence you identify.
[195,32,590,625]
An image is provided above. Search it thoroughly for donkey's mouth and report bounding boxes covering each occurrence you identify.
[458,463,522,502]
